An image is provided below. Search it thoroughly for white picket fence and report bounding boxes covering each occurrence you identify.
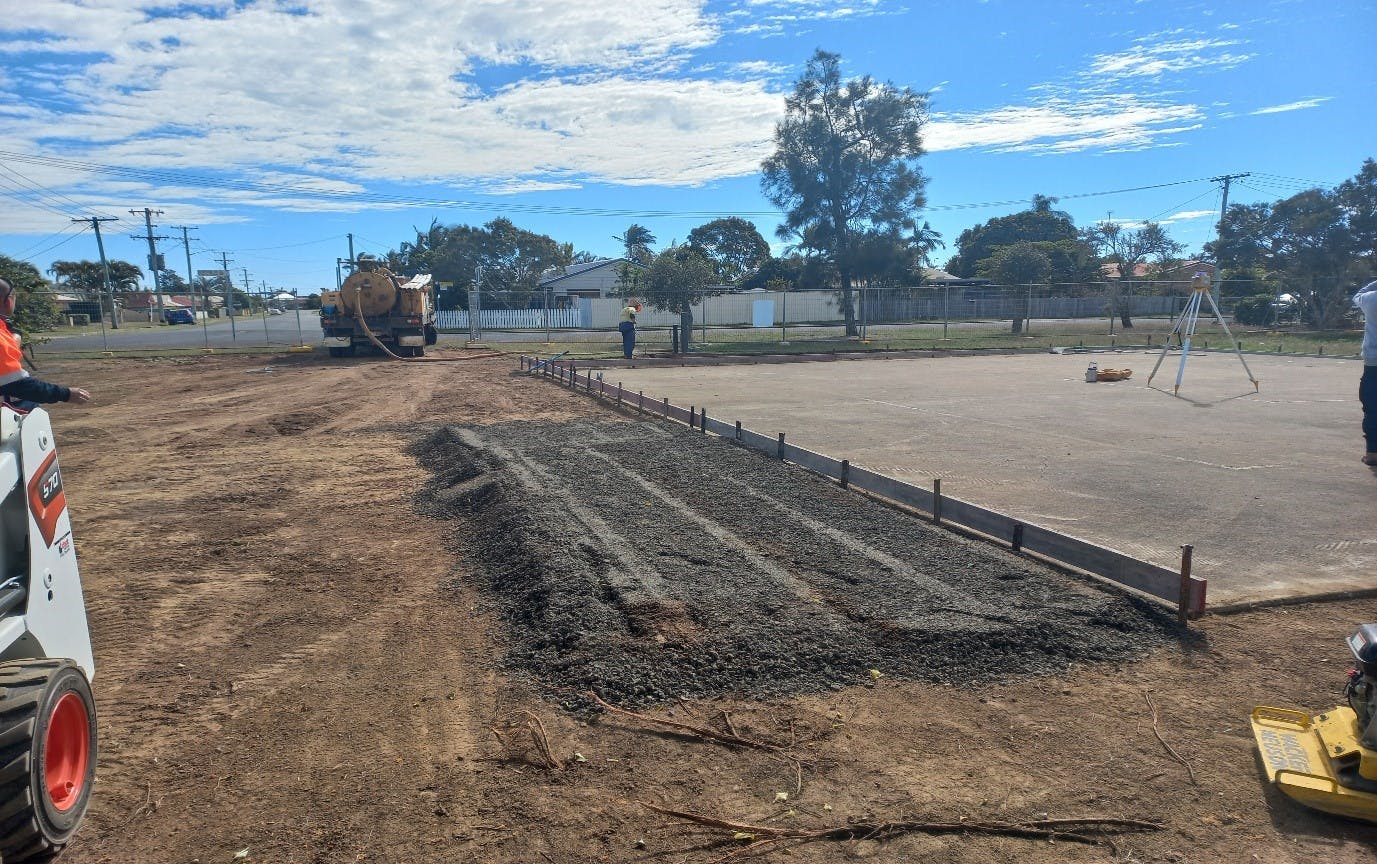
[435,308,580,330]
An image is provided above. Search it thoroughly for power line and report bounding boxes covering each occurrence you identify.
[0,148,1227,221]
[10,223,90,263]
[0,162,97,216]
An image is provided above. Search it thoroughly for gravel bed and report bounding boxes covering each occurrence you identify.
[412,418,1177,708]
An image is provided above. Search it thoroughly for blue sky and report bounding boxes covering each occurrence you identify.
[0,0,1372,294]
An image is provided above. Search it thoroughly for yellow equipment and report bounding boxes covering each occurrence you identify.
[1251,624,1377,823]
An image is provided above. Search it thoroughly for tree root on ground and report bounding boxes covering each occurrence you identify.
[643,802,1164,861]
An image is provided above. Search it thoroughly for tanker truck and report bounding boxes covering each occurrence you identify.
[320,259,438,357]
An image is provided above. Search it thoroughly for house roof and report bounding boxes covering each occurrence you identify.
[1102,260,1214,280]
[538,258,639,286]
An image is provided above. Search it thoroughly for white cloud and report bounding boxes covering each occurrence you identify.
[928,96,1203,155]
[1084,37,1253,83]
[1166,209,1218,221]
[1250,97,1331,115]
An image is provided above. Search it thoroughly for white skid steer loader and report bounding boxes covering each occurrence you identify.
[0,405,96,861]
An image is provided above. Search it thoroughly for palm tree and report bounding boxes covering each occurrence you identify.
[615,224,656,266]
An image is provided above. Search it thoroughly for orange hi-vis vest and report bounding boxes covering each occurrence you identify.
[0,319,28,387]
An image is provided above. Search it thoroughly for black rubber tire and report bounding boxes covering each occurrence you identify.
[0,660,97,863]
[328,346,347,358]
[424,325,438,346]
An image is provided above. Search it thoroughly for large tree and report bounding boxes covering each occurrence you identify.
[761,49,929,336]
[629,245,717,347]
[687,217,770,285]
[0,255,61,337]
[979,242,1052,334]
[50,259,143,295]
[1207,160,1377,327]
[1081,221,1182,328]
[946,195,1099,286]
[387,218,572,310]
[615,224,657,266]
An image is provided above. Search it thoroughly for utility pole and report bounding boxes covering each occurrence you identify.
[1209,173,1250,302]
[259,280,271,344]
[130,208,167,320]
[172,225,208,347]
[71,216,120,342]
[218,251,236,340]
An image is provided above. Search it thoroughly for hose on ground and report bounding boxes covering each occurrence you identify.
[347,281,501,363]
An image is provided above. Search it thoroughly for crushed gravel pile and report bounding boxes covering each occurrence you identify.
[413,418,1177,708]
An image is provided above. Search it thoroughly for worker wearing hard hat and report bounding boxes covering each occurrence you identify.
[618,300,642,360]
[0,277,91,409]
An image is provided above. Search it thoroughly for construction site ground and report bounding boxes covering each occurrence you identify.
[609,349,1377,606]
[39,350,1376,863]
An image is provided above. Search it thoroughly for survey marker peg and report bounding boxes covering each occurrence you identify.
[1146,271,1259,395]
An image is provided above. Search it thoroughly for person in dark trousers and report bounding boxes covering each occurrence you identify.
[0,278,91,410]
[1356,279,1377,465]
[618,300,641,360]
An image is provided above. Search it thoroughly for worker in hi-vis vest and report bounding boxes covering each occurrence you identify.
[618,300,642,360]
[0,277,91,410]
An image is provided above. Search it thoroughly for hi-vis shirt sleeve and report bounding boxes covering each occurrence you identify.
[0,321,29,387]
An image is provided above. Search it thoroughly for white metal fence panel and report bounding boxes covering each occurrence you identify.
[435,308,581,330]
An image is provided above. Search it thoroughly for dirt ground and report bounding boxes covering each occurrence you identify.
[32,350,1376,863]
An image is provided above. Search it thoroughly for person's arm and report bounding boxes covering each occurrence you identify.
[0,377,79,404]
[1356,280,1377,305]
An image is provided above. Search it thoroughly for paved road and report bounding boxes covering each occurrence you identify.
[39,311,317,353]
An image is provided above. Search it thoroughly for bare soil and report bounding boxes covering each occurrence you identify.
[34,350,1376,863]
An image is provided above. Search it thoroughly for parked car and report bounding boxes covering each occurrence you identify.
[269,307,284,315]
[163,308,196,325]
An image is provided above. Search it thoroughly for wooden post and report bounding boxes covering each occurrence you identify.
[777,432,785,460]
[663,397,669,419]
[735,420,742,441]
[690,406,695,427]
[933,478,943,524]
[1178,544,1194,625]
[616,383,622,407]
[701,408,708,433]
[840,459,849,489]
[638,390,644,414]
[1012,523,1024,552]
[569,362,575,387]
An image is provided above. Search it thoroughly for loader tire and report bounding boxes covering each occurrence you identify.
[0,660,96,863]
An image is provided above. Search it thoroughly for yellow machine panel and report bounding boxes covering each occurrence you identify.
[1251,706,1377,823]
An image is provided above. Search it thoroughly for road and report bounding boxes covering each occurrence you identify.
[39,310,317,353]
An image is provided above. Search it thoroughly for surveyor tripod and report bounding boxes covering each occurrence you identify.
[1147,277,1259,395]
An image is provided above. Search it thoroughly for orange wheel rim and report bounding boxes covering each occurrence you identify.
[44,693,90,812]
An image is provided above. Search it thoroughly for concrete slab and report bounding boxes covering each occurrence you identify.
[609,350,1377,607]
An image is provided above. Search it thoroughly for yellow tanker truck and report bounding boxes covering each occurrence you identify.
[320,260,437,357]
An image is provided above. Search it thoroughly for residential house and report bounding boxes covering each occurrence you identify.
[538,259,643,305]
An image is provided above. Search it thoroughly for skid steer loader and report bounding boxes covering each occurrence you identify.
[0,404,97,861]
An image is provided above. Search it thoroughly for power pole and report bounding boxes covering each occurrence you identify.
[218,251,236,340]
[172,225,210,347]
[71,216,120,339]
[130,208,167,320]
[1209,173,1250,302]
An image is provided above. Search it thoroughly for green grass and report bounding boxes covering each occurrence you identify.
[501,318,1364,361]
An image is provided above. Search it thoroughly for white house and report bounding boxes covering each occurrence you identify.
[538,258,643,304]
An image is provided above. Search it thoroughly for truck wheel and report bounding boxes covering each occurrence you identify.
[0,660,97,863]
[424,325,438,346]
